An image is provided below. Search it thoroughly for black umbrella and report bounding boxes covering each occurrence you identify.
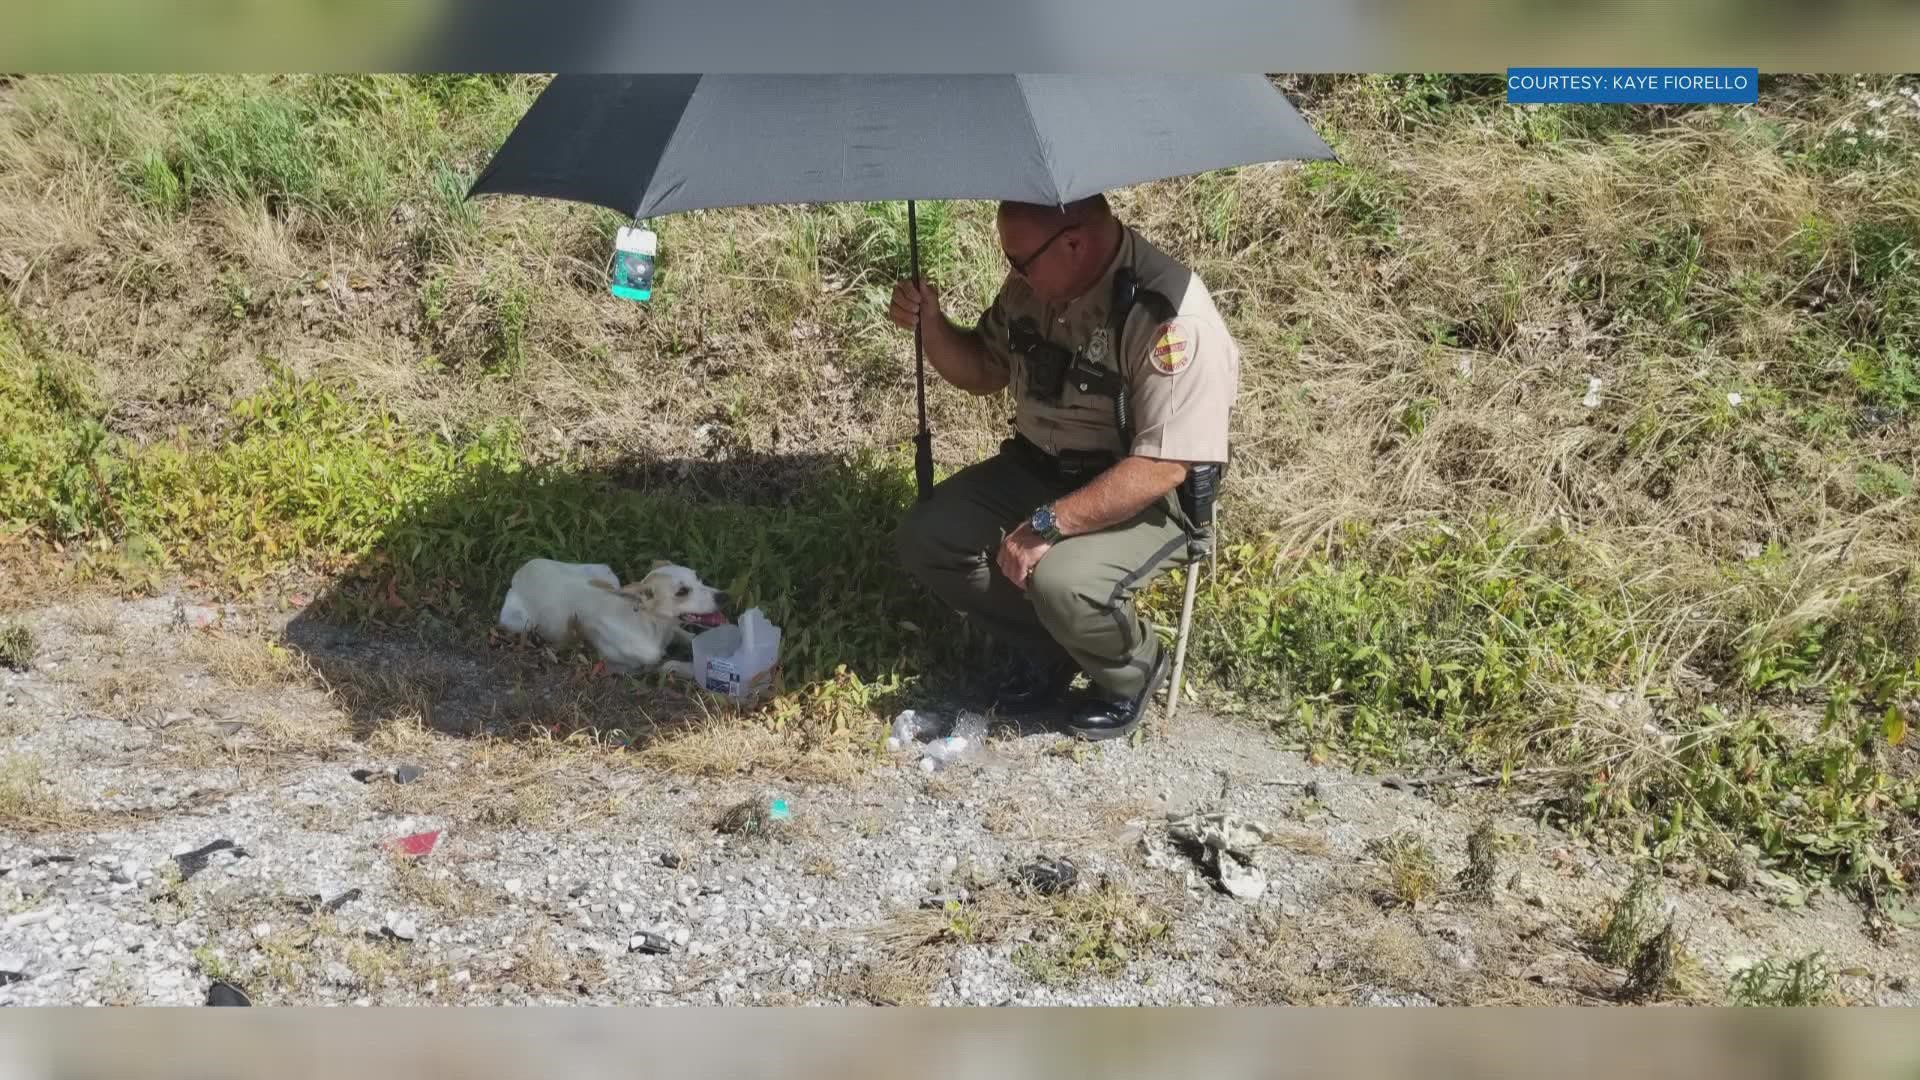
[468,74,1334,500]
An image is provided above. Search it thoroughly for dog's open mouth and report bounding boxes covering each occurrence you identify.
[681,611,729,629]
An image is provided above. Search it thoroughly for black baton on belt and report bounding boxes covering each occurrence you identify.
[909,200,935,502]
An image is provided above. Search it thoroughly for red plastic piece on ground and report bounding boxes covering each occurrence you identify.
[392,830,440,857]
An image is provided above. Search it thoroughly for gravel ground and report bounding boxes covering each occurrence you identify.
[1,589,1915,1007]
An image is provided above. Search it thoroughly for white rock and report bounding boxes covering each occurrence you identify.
[385,915,418,942]
[617,903,636,919]
[453,970,471,985]
[504,878,524,896]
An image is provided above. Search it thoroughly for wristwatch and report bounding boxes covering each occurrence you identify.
[1028,504,1063,543]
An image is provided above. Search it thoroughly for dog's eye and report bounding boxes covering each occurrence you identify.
[676,586,690,598]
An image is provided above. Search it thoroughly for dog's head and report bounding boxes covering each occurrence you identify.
[600,560,729,627]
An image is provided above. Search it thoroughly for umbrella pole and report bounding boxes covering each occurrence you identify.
[909,200,934,502]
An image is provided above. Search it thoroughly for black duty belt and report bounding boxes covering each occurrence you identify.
[1004,434,1116,483]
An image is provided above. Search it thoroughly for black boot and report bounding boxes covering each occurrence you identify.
[990,653,1078,715]
[1064,644,1170,742]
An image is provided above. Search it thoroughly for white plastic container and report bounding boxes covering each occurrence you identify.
[692,608,781,704]
[609,225,657,302]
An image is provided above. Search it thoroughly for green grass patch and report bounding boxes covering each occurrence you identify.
[1176,519,1631,765]
[88,75,534,228]
[1729,952,1838,1006]
[0,622,35,671]
[1300,160,1405,243]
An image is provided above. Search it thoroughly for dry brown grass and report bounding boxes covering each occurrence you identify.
[1365,831,1443,910]
[632,715,866,785]
[854,873,1183,998]
[0,547,81,617]
[326,667,452,740]
[81,667,163,722]
[343,937,405,992]
[505,925,606,998]
[386,848,483,917]
[416,739,578,829]
[365,711,441,757]
[1217,890,1572,1006]
[826,948,946,1006]
[0,754,91,832]
[180,629,315,690]
[61,600,120,637]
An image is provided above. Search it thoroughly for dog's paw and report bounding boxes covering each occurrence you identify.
[660,660,696,682]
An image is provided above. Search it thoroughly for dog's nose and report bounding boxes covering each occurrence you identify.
[714,591,732,608]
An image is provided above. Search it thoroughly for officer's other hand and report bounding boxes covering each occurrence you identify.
[888,280,943,332]
[998,524,1052,591]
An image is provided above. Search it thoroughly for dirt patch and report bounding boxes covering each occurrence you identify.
[0,585,1915,1007]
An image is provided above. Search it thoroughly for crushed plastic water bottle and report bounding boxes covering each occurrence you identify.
[922,735,971,765]
[889,709,987,771]
[888,709,937,751]
[913,711,988,772]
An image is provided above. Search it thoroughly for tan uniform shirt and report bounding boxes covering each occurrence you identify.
[975,224,1239,463]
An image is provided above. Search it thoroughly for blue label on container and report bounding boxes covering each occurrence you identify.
[1506,68,1759,104]
[610,251,655,302]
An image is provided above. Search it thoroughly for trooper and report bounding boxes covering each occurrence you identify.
[889,193,1239,740]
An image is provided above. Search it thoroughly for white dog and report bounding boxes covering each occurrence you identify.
[497,558,729,677]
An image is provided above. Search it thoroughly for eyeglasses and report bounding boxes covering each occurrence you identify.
[1006,224,1074,277]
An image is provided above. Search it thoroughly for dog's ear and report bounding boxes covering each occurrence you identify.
[618,579,654,601]
[589,579,622,594]
[650,559,671,570]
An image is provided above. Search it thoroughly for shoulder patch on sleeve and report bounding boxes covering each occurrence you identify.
[1147,320,1193,375]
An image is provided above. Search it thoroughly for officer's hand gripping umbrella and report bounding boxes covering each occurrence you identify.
[466,74,1334,502]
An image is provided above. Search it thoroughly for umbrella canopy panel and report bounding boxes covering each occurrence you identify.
[468,74,1334,218]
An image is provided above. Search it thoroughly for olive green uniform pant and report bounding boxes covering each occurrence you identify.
[894,442,1194,701]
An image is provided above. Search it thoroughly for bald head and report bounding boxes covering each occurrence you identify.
[995,194,1121,303]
